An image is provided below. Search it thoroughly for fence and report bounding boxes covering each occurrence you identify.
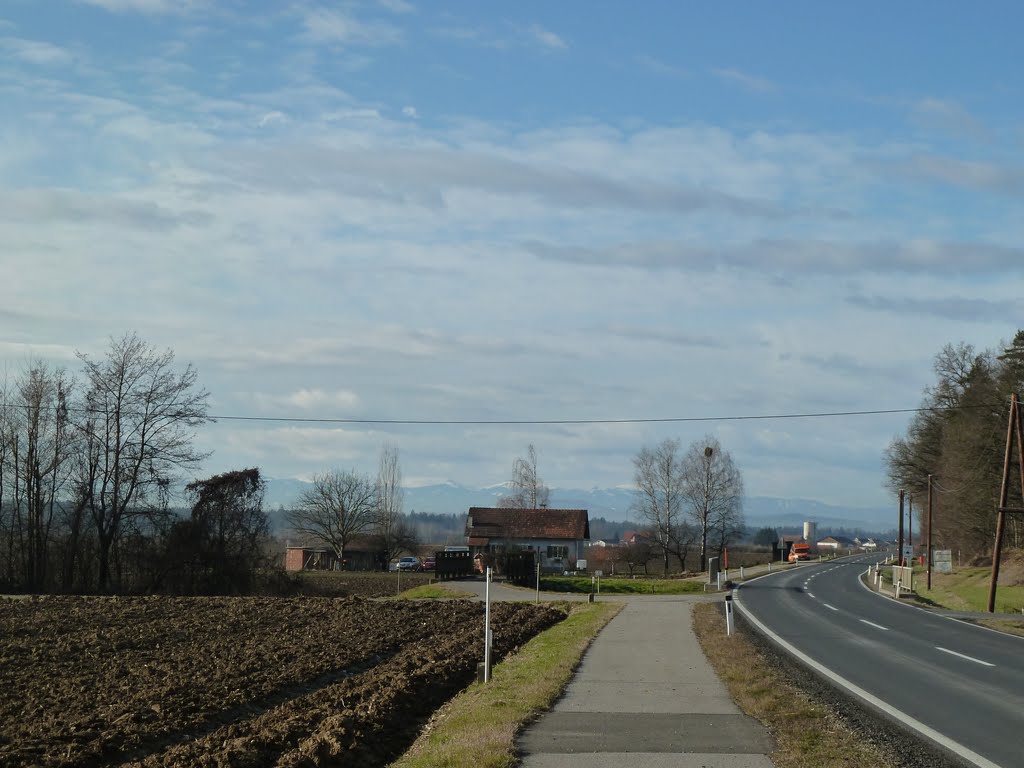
[435,550,473,580]
[505,551,536,587]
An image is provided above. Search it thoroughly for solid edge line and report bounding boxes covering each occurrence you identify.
[734,594,1003,768]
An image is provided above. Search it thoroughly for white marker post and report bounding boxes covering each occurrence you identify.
[484,566,492,683]
[535,561,540,604]
[725,592,735,636]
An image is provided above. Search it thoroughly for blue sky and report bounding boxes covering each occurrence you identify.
[2,1,1022,507]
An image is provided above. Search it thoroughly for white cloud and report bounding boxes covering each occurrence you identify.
[636,54,687,78]
[1,37,73,66]
[529,24,567,50]
[911,98,989,142]
[378,0,415,13]
[258,110,287,127]
[894,154,1024,196]
[281,389,361,411]
[402,105,418,118]
[301,7,402,46]
[711,67,776,93]
[76,0,203,14]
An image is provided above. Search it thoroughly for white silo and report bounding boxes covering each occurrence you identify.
[803,521,816,543]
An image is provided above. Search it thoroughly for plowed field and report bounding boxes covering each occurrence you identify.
[0,596,564,767]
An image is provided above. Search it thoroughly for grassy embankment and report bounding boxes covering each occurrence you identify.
[390,601,621,768]
[869,552,1024,635]
[910,555,1024,635]
[692,602,899,768]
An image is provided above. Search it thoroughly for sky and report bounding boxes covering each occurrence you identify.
[1,1,1022,508]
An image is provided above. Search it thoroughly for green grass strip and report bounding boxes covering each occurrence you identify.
[396,584,476,600]
[391,601,621,768]
[537,576,707,594]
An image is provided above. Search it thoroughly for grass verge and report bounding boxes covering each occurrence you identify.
[691,602,897,768]
[390,601,621,768]
[538,575,707,594]
[397,584,476,599]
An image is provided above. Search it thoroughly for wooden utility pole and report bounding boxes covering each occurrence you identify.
[908,494,913,552]
[987,393,1024,613]
[927,474,933,590]
[898,489,905,567]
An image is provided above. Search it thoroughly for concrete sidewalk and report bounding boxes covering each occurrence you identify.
[516,598,776,767]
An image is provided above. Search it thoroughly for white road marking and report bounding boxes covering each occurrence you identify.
[860,619,889,631]
[807,592,815,599]
[936,647,995,668]
[823,603,838,611]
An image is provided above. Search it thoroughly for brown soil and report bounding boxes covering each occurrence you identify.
[0,596,563,767]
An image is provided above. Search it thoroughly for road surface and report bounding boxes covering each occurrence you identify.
[736,554,1024,768]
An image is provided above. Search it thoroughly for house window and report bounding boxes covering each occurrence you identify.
[547,545,568,559]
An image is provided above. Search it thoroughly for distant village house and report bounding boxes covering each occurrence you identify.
[465,507,590,574]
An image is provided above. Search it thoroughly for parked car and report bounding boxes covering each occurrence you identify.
[421,556,436,571]
[396,556,420,571]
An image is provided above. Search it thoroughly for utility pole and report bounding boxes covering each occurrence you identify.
[988,393,1024,613]
[908,494,913,552]
[897,489,905,567]
[927,474,933,590]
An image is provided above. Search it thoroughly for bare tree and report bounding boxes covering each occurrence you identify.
[631,438,686,575]
[374,445,418,566]
[286,469,377,568]
[620,539,652,576]
[76,333,211,592]
[680,436,744,572]
[499,444,550,508]
[14,364,75,591]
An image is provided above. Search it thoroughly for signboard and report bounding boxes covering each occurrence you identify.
[933,549,953,574]
[576,559,587,571]
[594,570,603,577]
[901,545,914,565]
[892,565,913,591]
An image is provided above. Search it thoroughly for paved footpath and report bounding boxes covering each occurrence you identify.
[450,579,777,767]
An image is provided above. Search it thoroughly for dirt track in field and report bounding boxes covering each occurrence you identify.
[0,595,563,767]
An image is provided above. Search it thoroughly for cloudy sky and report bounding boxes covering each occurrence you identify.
[2,1,1022,507]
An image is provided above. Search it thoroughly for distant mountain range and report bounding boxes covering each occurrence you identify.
[263,478,894,533]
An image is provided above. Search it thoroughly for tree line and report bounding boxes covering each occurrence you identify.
[1,333,750,593]
[885,330,1024,557]
[0,334,419,594]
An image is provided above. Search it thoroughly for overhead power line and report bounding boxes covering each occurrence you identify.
[0,401,999,426]
[183,404,996,426]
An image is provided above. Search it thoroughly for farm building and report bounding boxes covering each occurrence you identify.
[465,507,590,574]
[284,537,387,572]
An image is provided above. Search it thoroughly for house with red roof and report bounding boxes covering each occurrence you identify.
[464,507,590,574]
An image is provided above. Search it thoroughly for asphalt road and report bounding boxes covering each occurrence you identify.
[735,555,1024,768]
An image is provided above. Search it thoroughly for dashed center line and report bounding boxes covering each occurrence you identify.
[823,603,838,611]
[807,592,816,599]
[860,619,889,631]
[936,647,995,668]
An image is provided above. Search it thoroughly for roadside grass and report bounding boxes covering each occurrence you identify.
[538,575,707,594]
[869,559,1024,636]
[692,602,897,768]
[390,601,621,768]
[914,566,1024,614]
[396,583,475,599]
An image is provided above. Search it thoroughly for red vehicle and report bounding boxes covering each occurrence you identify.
[421,556,436,571]
[788,541,812,562]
